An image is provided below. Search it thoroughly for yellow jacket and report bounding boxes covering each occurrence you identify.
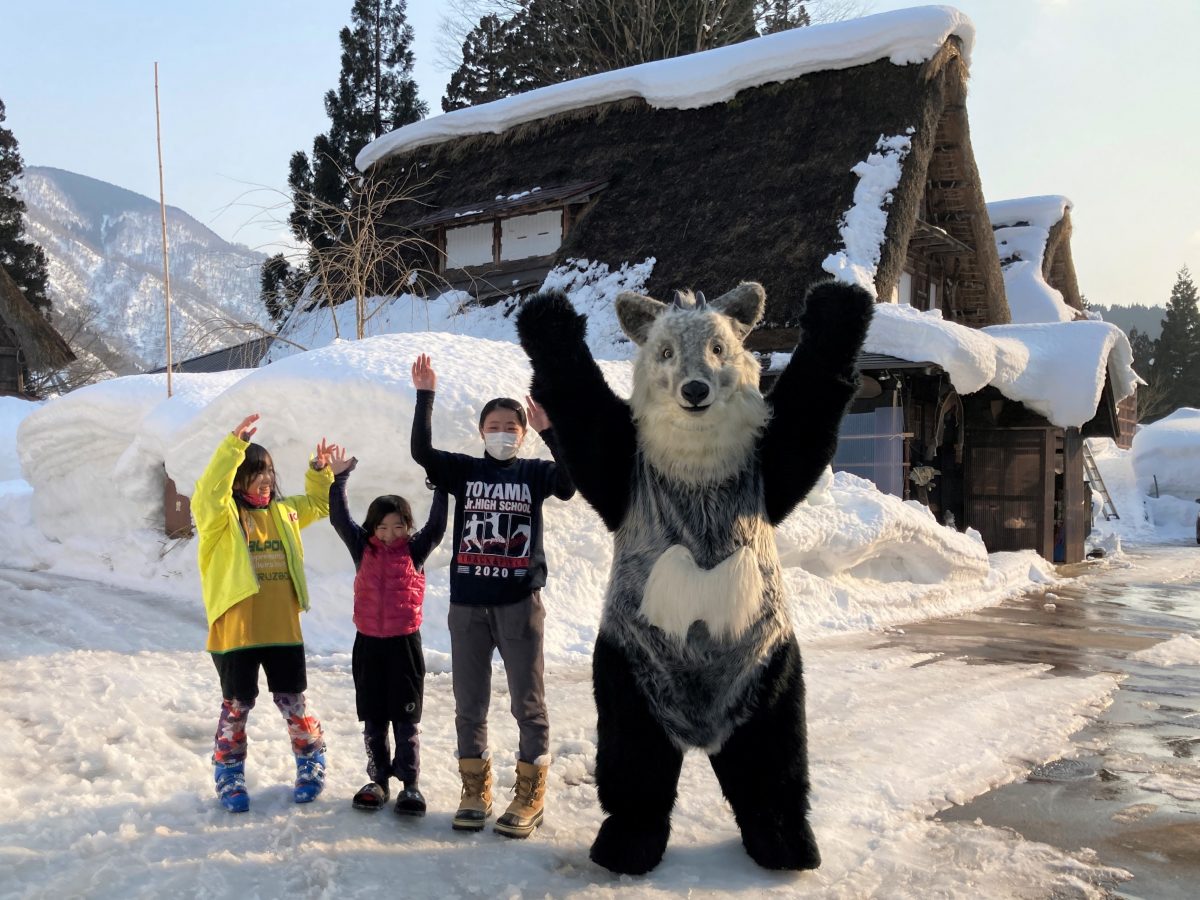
[193,432,334,627]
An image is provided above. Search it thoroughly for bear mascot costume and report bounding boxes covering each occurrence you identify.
[515,279,873,875]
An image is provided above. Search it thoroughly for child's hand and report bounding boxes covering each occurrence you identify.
[232,413,259,441]
[328,444,355,475]
[526,395,551,432]
[412,354,437,391]
[313,438,335,470]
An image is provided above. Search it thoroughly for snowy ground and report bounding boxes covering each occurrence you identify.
[2,282,1195,896]
[1,564,1130,899]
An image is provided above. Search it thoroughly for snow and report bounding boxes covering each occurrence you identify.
[0,396,40,482]
[356,6,974,169]
[1130,633,1200,667]
[861,304,1137,429]
[1132,407,1200,500]
[988,196,1078,325]
[822,133,913,292]
[5,248,1183,897]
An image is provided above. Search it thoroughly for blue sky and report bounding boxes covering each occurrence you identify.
[1,1,1197,309]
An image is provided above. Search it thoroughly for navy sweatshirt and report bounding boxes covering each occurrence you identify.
[411,389,575,606]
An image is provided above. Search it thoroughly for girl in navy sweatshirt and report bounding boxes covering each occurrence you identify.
[328,446,448,815]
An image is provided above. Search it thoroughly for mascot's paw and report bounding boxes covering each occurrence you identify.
[590,814,671,875]
[516,290,587,354]
[797,281,874,358]
[741,817,821,871]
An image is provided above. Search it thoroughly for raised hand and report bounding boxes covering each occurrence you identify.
[314,438,335,470]
[328,444,355,476]
[232,413,259,441]
[412,353,437,391]
[526,395,551,432]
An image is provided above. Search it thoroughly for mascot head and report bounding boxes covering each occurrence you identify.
[616,281,769,484]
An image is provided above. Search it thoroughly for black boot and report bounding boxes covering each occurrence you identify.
[394,782,426,817]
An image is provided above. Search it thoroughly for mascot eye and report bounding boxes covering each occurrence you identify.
[661,346,674,360]
[712,343,724,356]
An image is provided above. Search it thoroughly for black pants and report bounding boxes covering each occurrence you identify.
[211,644,306,703]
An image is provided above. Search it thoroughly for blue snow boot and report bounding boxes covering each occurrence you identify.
[294,750,326,803]
[214,761,249,813]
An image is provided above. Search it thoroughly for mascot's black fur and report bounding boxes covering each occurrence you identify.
[516,280,873,875]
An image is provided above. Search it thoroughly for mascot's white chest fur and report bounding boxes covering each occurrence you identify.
[640,545,765,641]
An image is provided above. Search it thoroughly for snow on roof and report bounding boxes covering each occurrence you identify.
[987,195,1076,324]
[1132,407,1200,499]
[865,303,1136,428]
[357,6,974,169]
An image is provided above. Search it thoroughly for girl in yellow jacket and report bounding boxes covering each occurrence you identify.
[193,412,336,812]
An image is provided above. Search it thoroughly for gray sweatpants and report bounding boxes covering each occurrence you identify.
[448,593,548,763]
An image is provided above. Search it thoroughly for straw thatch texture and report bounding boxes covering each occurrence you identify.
[1044,210,1083,312]
[0,264,75,371]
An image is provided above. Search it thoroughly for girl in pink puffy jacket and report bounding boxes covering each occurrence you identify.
[328,447,447,816]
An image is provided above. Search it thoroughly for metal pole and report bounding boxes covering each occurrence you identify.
[154,62,173,397]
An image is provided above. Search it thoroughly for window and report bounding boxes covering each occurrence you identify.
[833,406,906,496]
[445,222,494,269]
[500,210,562,261]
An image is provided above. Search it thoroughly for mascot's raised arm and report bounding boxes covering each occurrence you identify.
[516,280,873,876]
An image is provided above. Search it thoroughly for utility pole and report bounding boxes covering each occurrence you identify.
[154,62,174,397]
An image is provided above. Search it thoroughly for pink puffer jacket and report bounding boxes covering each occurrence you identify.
[352,537,425,637]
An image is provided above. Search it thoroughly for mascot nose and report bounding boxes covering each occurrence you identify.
[681,380,710,406]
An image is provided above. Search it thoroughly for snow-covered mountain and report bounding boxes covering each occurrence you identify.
[17,166,270,375]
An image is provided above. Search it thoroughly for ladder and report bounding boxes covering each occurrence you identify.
[1082,442,1119,520]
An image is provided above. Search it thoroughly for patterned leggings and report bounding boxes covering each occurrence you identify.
[213,693,324,765]
[363,719,420,785]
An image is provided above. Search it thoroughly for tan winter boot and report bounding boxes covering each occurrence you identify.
[494,760,548,839]
[452,757,493,831]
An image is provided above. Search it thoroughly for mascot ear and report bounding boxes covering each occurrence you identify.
[711,282,766,339]
[616,292,667,345]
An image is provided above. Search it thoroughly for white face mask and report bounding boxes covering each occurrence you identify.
[483,432,521,460]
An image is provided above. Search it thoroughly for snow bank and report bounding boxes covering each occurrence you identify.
[270,258,652,365]
[5,322,1054,660]
[357,6,974,168]
[1132,407,1200,500]
[1131,633,1200,667]
[0,396,40,482]
[988,195,1078,324]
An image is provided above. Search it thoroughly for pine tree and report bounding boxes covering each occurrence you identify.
[442,14,520,112]
[441,0,777,112]
[1148,267,1200,417]
[0,97,51,315]
[281,1,428,267]
[260,253,301,323]
[755,0,810,34]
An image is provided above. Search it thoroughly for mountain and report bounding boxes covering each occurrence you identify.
[1089,303,1165,341]
[17,166,270,376]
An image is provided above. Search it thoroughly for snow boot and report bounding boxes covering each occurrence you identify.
[452,757,492,831]
[214,760,249,813]
[394,783,427,817]
[294,750,327,804]
[494,760,548,839]
[352,781,389,810]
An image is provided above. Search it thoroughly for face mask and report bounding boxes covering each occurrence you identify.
[238,490,271,509]
[484,432,521,460]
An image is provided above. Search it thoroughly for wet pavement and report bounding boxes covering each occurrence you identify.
[872,547,1200,899]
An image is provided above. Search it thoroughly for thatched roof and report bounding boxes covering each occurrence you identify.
[1043,210,1083,311]
[0,264,75,370]
[369,36,1008,330]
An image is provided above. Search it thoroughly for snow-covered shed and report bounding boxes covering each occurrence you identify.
[357,7,1009,332]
